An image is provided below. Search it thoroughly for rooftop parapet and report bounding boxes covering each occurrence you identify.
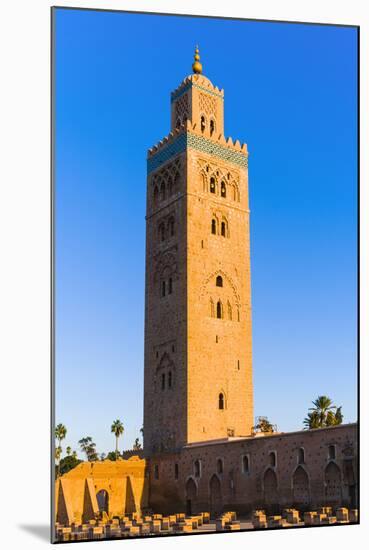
[171,73,224,103]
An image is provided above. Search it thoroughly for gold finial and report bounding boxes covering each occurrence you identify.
[192,45,202,74]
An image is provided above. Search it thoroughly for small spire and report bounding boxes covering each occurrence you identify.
[192,45,203,74]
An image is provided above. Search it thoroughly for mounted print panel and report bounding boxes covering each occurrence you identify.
[52,7,359,543]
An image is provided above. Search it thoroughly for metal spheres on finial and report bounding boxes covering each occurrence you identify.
[192,45,203,74]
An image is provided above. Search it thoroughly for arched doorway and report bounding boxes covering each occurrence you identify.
[325,462,342,506]
[292,466,310,507]
[264,468,278,506]
[185,478,197,516]
[96,490,109,514]
[209,474,222,517]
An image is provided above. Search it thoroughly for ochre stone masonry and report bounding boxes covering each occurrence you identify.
[144,68,253,456]
[149,424,357,516]
[55,457,148,525]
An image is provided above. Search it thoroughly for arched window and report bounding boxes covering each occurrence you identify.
[216,275,223,287]
[168,277,173,294]
[243,455,250,473]
[210,177,216,194]
[216,300,222,319]
[211,219,217,234]
[237,306,240,322]
[154,464,159,480]
[298,448,305,464]
[176,118,181,129]
[194,460,201,478]
[174,463,179,480]
[210,119,215,136]
[219,392,224,410]
[228,301,232,320]
[217,458,223,474]
[153,186,159,206]
[221,221,226,237]
[169,217,175,237]
[161,373,165,390]
[168,176,173,196]
[161,280,166,297]
[221,181,226,198]
[200,115,206,133]
[269,451,276,467]
[174,172,180,192]
[160,181,166,201]
[168,371,172,388]
[328,445,336,460]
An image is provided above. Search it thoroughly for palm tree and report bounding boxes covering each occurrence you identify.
[55,423,67,453]
[72,450,77,459]
[304,396,343,429]
[55,446,62,478]
[66,446,71,456]
[133,438,142,451]
[55,424,67,476]
[78,436,98,461]
[111,420,124,460]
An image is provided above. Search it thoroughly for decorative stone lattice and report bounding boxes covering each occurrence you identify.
[175,93,189,124]
[199,92,217,117]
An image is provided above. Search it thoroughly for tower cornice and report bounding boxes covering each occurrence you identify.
[171,74,224,103]
[147,122,248,174]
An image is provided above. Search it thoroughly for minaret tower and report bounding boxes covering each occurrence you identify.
[144,48,253,455]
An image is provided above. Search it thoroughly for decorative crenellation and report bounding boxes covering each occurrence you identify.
[148,120,247,174]
[171,74,224,103]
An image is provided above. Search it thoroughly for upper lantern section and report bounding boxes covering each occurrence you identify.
[170,47,225,136]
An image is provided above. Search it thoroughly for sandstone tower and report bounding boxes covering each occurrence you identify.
[144,48,253,456]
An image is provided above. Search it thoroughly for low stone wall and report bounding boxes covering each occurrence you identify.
[148,423,357,516]
[55,456,148,525]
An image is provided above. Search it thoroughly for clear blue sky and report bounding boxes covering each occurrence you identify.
[54,8,358,458]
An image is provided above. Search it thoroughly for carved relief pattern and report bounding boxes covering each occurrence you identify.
[197,158,241,202]
[175,93,189,124]
[199,92,217,118]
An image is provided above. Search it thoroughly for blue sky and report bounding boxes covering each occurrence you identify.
[54,8,358,458]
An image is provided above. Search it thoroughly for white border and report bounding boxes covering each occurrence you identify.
[0,1,366,548]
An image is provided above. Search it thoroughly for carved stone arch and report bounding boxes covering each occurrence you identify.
[292,465,310,507]
[200,112,207,133]
[209,474,222,517]
[199,269,241,306]
[201,171,208,192]
[154,251,178,283]
[263,468,278,506]
[325,461,342,506]
[227,300,232,320]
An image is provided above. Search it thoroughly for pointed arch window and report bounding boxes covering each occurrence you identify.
[168,176,173,196]
[216,275,223,287]
[160,182,166,201]
[219,392,225,410]
[168,371,172,388]
[216,300,222,319]
[242,455,250,473]
[176,118,181,129]
[201,116,206,133]
[211,219,217,234]
[168,277,173,294]
[217,458,223,474]
[210,177,216,194]
[161,373,165,390]
[169,217,175,237]
[221,221,226,237]
[194,459,201,478]
[153,186,159,206]
[161,280,166,297]
[221,181,226,198]
[210,119,215,136]
[174,172,180,192]
[298,448,305,464]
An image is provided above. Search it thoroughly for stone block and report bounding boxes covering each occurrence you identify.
[286,510,300,524]
[177,523,192,532]
[304,511,317,525]
[201,512,210,524]
[349,509,358,523]
[150,520,161,533]
[161,518,170,530]
[336,508,349,522]
[129,526,140,536]
[226,522,241,531]
[141,523,151,535]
